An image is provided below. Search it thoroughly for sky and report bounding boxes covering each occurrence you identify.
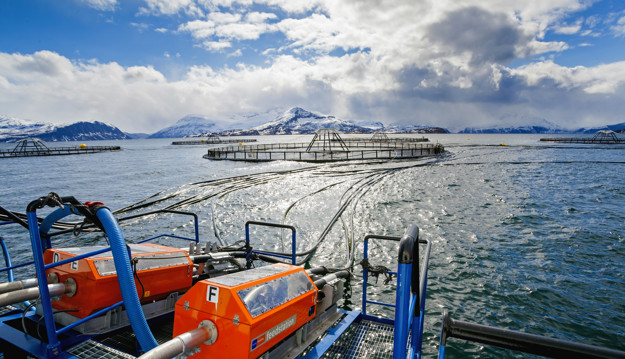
[1,0,625,133]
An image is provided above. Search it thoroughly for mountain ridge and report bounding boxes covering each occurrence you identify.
[0,116,128,142]
[3,110,624,141]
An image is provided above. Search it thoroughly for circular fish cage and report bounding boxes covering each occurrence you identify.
[171,134,257,145]
[540,130,625,144]
[203,129,444,162]
[343,131,429,144]
[0,138,121,158]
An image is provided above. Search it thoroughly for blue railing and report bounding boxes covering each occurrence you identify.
[0,206,30,281]
[360,224,431,359]
[43,209,201,245]
[244,220,297,267]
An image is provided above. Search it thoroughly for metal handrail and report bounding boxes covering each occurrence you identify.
[360,225,431,359]
[245,221,297,267]
[438,311,625,358]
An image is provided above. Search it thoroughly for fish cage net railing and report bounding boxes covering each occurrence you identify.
[343,137,429,143]
[204,142,444,161]
[539,131,624,144]
[0,146,121,158]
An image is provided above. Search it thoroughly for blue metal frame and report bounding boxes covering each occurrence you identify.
[306,225,431,359]
[27,209,62,357]
[244,220,297,267]
[361,234,400,315]
[362,226,431,359]
[0,234,14,282]
[0,198,202,358]
[43,209,201,245]
[301,309,361,359]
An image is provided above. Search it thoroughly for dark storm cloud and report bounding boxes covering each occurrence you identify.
[392,61,524,105]
[427,7,528,66]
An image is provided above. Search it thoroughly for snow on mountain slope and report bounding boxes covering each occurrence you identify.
[0,115,128,141]
[148,115,218,138]
[247,107,382,135]
[0,115,56,140]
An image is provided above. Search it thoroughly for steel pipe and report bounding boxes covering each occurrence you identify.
[0,282,69,307]
[137,324,216,359]
[0,278,38,294]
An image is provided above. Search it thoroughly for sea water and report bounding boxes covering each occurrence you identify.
[0,134,624,358]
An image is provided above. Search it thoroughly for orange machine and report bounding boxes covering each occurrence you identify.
[173,263,318,359]
[43,243,193,318]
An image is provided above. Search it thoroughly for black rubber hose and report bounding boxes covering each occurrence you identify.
[313,270,350,289]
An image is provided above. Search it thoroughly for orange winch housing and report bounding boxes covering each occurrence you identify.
[43,243,193,318]
[173,263,318,359]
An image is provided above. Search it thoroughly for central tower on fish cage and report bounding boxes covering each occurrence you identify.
[11,138,50,154]
[306,129,349,152]
[371,131,390,142]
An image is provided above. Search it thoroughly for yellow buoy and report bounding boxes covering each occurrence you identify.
[201,139,205,142]
[500,143,506,146]
[79,144,87,148]
[467,138,471,140]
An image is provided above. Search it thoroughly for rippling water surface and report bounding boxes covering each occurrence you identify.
[1,134,624,357]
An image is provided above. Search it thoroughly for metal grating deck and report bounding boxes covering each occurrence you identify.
[66,340,136,359]
[321,319,395,359]
[97,320,173,354]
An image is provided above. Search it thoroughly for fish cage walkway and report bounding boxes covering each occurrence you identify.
[540,130,625,144]
[171,137,257,145]
[0,139,120,158]
[203,141,444,162]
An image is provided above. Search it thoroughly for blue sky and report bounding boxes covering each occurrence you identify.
[1,0,625,133]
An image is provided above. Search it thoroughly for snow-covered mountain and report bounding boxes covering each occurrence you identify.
[0,115,55,141]
[574,122,625,134]
[0,116,128,142]
[459,126,569,134]
[459,115,569,134]
[38,121,129,141]
[385,124,449,134]
[148,115,218,138]
[218,107,384,135]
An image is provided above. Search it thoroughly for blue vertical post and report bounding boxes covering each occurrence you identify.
[362,239,369,315]
[291,231,296,265]
[26,210,60,357]
[0,236,14,282]
[394,261,412,359]
[394,225,418,359]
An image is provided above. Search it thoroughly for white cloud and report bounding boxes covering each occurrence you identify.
[612,16,625,37]
[80,0,117,11]
[139,0,204,16]
[200,40,232,51]
[246,12,278,23]
[512,60,625,94]
[178,20,216,39]
[553,19,582,34]
[4,0,625,133]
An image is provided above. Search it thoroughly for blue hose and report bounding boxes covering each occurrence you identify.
[39,206,76,237]
[96,207,158,352]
